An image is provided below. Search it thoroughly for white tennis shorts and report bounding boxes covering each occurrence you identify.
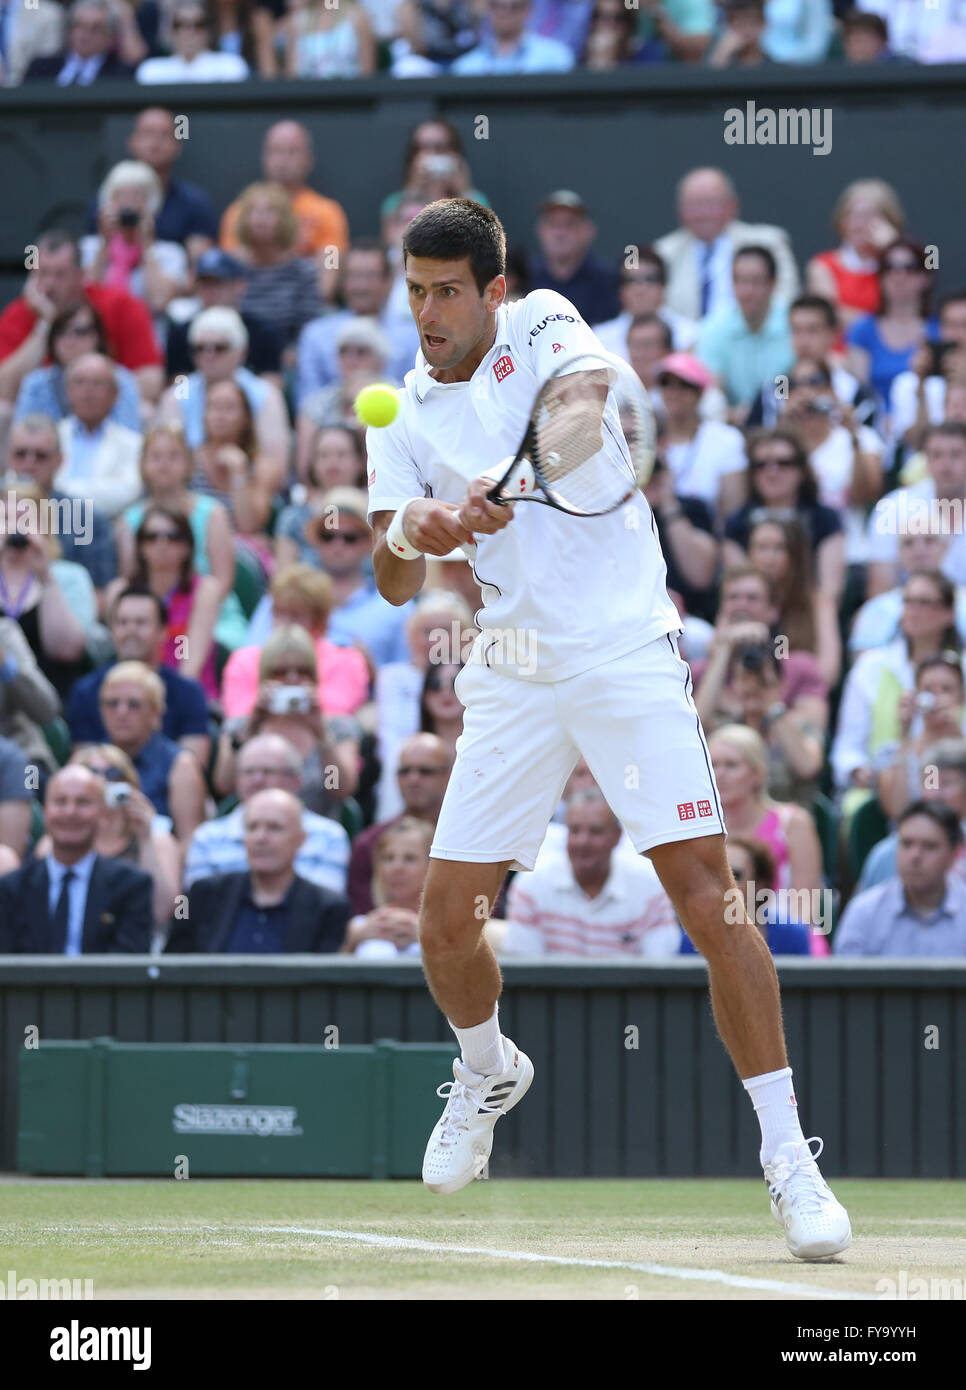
[431,632,726,870]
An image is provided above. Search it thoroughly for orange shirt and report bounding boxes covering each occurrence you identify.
[220,186,350,260]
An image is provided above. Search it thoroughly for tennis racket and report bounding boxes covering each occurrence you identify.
[482,351,656,517]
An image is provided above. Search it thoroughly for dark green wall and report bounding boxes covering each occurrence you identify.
[2,957,963,1178]
[1,65,965,308]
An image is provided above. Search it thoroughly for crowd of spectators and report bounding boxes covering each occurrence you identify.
[0,82,964,964]
[3,0,966,85]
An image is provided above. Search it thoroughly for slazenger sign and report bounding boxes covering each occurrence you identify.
[173,1103,303,1136]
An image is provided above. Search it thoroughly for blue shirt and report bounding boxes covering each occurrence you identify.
[130,731,181,819]
[528,253,621,328]
[696,300,794,407]
[296,309,420,409]
[680,909,810,956]
[47,851,97,957]
[846,315,940,417]
[68,664,209,746]
[835,875,966,957]
[184,804,350,893]
[227,879,294,953]
[452,31,573,73]
[16,364,142,434]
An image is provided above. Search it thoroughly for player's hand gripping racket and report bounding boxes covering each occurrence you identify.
[483,351,656,516]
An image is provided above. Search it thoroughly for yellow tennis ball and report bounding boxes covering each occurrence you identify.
[354,383,399,429]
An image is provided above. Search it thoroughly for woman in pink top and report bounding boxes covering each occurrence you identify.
[708,724,829,955]
[220,563,369,717]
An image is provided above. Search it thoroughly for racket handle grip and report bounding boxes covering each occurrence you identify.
[485,457,536,503]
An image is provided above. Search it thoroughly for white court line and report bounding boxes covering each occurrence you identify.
[229,1224,871,1300]
[25,1223,871,1299]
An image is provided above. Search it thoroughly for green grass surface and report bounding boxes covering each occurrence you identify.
[1,1177,963,1300]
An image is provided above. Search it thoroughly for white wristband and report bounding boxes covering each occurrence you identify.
[385,499,424,560]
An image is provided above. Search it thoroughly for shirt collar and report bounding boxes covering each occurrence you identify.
[560,856,620,903]
[49,850,97,886]
[72,417,108,440]
[413,305,510,401]
[244,873,296,910]
[897,874,961,922]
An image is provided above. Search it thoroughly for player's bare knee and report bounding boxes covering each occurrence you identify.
[418,901,484,960]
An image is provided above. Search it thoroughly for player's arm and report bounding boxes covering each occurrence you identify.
[371,502,475,606]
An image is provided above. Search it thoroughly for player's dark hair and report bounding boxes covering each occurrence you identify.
[734,244,777,282]
[402,199,506,294]
[897,798,963,848]
[789,295,837,331]
[112,584,168,628]
[628,313,672,352]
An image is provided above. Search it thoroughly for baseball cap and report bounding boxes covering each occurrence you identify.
[656,352,713,390]
[540,190,589,216]
[195,249,247,281]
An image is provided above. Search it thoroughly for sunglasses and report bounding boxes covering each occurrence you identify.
[750,455,801,471]
[141,529,184,543]
[425,671,460,692]
[173,16,206,28]
[398,764,447,777]
[622,272,663,286]
[10,446,54,461]
[192,341,231,355]
[884,261,919,273]
[903,595,947,609]
[317,530,366,544]
[84,765,126,782]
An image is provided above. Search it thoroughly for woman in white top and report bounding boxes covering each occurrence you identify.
[285,0,375,77]
[79,161,188,317]
[137,0,251,81]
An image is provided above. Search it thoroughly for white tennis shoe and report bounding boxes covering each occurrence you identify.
[422,1037,534,1194]
[765,1137,852,1260]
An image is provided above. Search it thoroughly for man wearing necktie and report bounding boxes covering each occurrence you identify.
[0,765,152,953]
[22,0,134,84]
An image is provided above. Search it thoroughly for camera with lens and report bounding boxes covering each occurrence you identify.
[268,686,313,716]
[117,207,141,229]
[104,782,133,809]
[4,533,29,551]
[736,644,769,674]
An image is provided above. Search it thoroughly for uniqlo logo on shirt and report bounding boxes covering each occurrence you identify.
[493,354,515,382]
[677,802,696,821]
[697,800,713,818]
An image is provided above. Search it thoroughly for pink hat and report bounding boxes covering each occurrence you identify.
[656,352,713,390]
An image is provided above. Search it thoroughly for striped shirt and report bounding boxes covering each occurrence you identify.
[503,855,680,958]
[183,804,350,893]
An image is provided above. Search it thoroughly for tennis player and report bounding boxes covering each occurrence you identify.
[366,199,851,1261]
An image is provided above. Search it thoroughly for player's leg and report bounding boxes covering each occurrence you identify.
[419,657,579,1193]
[419,856,511,1030]
[647,831,786,1078]
[562,633,851,1258]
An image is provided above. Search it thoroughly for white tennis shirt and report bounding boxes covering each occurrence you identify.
[366,288,680,683]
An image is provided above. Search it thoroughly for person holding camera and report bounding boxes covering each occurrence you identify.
[214,624,360,814]
[97,660,206,842]
[876,655,966,822]
[890,290,966,450]
[781,358,884,564]
[32,743,181,929]
[79,160,188,319]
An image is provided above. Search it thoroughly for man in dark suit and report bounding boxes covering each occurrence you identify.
[166,789,350,953]
[22,0,134,83]
[0,766,152,953]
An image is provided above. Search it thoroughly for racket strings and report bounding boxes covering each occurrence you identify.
[530,375,649,515]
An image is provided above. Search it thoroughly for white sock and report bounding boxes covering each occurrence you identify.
[450,1005,504,1076]
[742,1066,808,1167]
